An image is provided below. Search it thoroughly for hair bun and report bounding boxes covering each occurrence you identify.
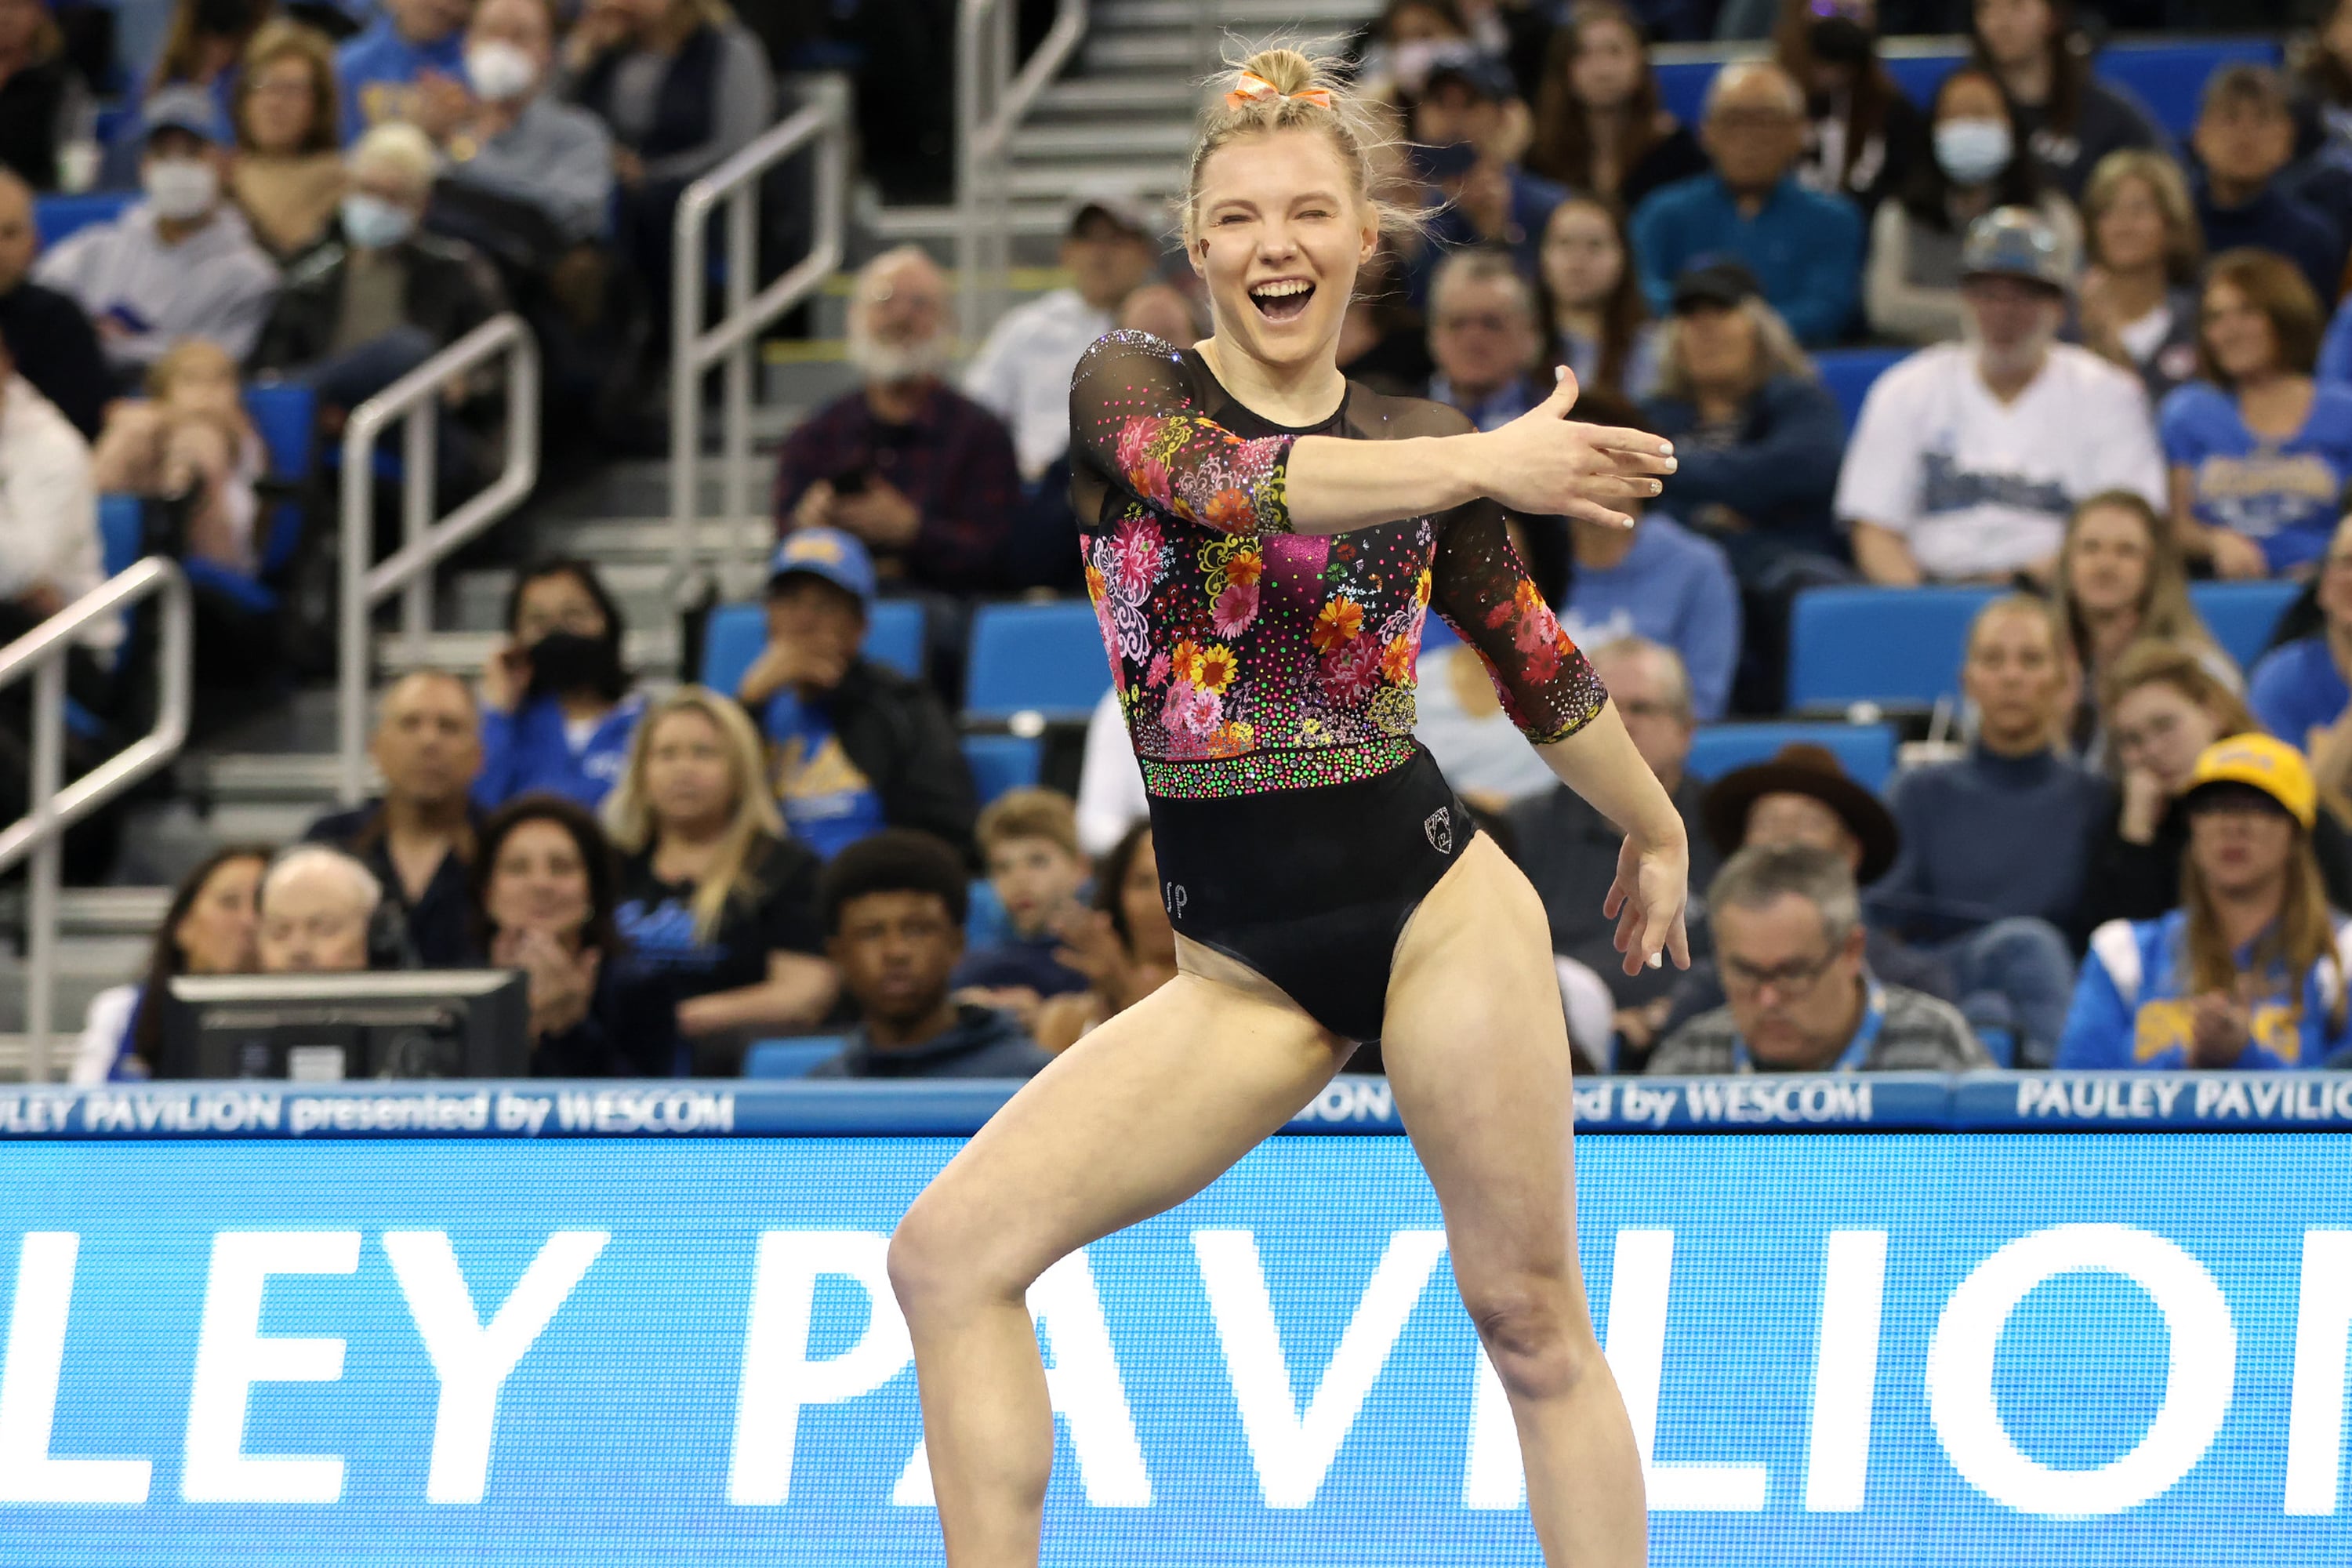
[1238,47,1321,98]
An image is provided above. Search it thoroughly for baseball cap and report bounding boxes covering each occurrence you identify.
[768,527,877,606]
[143,85,226,146]
[1959,207,2068,293]
[1069,187,1156,243]
[2178,733,2317,830]
[1669,258,1762,314]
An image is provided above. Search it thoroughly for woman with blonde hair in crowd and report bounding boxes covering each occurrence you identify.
[2088,637,2352,931]
[2051,488,2230,751]
[2062,732,2352,1070]
[604,686,835,1072]
[2073,149,2205,405]
[227,19,343,260]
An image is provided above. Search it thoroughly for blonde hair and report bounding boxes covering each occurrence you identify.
[144,336,240,401]
[348,120,441,191]
[1182,43,1420,251]
[1650,296,1815,402]
[603,687,782,942]
[234,19,339,156]
[977,788,1081,860]
[2082,149,2202,287]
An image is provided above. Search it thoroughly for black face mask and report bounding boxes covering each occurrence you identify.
[526,632,622,699]
[1809,15,1875,67]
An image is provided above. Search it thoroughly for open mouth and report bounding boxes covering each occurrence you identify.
[1249,278,1315,322]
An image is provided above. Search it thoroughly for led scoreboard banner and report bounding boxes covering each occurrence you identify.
[2,1073,2350,1566]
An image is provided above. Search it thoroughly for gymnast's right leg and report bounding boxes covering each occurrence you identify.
[887,966,1346,1567]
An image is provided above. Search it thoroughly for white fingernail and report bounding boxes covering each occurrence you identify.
[1658,442,1675,456]
[1646,953,1662,969]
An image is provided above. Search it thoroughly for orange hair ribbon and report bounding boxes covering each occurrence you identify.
[1224,69,1334,110]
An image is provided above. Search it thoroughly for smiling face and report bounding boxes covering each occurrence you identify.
[176,855,265,976]
[2201,278,2283,383]
[1189,127,1376,375]
[486,818,593,940]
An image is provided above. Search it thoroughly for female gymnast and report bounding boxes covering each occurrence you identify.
[887,45,1688,1567]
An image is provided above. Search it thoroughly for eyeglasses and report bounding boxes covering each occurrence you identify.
[1722,946,1842,999]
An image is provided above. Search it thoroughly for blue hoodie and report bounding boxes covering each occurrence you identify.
[2056,909,2352,1070]
[474,692,647,814]
[336,18,467,143]
[1558,512,1742,720]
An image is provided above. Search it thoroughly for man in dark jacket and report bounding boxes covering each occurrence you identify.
[0,171,106,440]
[807,829,1049,1080]
[738,527,978,862]
[247,120,503,430]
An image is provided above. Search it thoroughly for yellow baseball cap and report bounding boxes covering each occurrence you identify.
[2180,733,2317,830]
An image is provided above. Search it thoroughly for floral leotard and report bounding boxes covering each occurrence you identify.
[1069,329,1608,799]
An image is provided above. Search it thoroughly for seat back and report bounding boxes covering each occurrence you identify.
[962,733,1043,806]
[1787,586,1998,713]
[964,601,1114,722]
[1814,347,1907,434]
[1686,720,1900,792]
[2187,579,2301,672]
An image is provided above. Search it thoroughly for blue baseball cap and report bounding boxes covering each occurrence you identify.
[143,85,226,147]
[767,527,876,605]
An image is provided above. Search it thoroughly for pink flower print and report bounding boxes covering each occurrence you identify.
[1114,517,1163,596]
[1513,601,1560,656]
[1211,580,1259,637]
[1162,679,1220,737]
[1145,651,1172,688]
[1320,637,1381,701]
[1114,416,1153,475]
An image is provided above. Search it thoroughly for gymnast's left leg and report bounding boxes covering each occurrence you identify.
[1379,833,1648,1566]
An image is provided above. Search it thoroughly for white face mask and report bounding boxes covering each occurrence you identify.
[143,156,218,221]
[1933,118,2014,187]
[339,192,416,250]
[465,40,538,103]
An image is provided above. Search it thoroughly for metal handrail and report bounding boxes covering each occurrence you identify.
[336,313,541,802]
[668,78,848,603]
[955,0,1089,340]
[0,557,191,1081]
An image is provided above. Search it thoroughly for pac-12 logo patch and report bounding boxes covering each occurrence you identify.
[1423,806,1453,855]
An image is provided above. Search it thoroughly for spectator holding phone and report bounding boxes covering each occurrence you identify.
[34,85,278,381]
[771,247,1020,598]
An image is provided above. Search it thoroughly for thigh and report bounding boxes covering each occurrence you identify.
[906,970,1349,1287]
[1379,837,1583,1286]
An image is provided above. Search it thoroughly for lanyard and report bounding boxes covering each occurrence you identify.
[1730,976,1886,1074]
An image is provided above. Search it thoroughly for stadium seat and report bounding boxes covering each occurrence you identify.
[97,493,142,579]
[33,191,132,249]
[742,1036,847,1078]
[697,598,927,696]
[1787,586,1998,713]
[964,601,1114,723]
[1686,720,1900,792]
[962,732,1043,806]
[1815,347,1907,433]
[245,383,316,483]
[2188,579,2300,671]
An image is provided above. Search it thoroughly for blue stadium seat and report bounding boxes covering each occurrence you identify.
[1686,720,1900,792]
[964,601,1113,723]
[1787,586,1998,713]
[962,733,1043,806]
[2189,580,2300,672]
[34,191,133,249]
[97,493,142,578]
[245,383,316,483]
[742,1037,847,1078]
[698,597,927,696]
[1815,347,1907,434]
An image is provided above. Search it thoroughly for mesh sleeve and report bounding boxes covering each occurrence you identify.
[1429,495,1608,746]
[1068,329,1294,535]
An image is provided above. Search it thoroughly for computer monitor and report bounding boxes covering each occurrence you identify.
[157,971,532,1081]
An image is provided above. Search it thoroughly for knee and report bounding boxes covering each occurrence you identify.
[1460,1276,1602,1403]
[1969,917,2074,980]
[886,1193,1033,1326]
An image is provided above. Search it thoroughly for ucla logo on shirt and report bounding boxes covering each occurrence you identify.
[2193,452,2340,539]
[2133,998,2308,1064]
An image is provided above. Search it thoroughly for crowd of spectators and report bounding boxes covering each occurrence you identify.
[42,0,2352,1084]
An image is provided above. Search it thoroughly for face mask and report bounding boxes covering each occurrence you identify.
[1934,118,2013,186]
[339,192,416,250]
[143,158,218,221]
[526,632,622,699]
[465,41,538,103]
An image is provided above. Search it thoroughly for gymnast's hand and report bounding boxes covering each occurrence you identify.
[1603,830,1692,978]
[1475,366,1676,531]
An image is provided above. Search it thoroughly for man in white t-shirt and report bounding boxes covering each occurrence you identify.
[1836,207,2165,586]
[962,191,1160,482]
